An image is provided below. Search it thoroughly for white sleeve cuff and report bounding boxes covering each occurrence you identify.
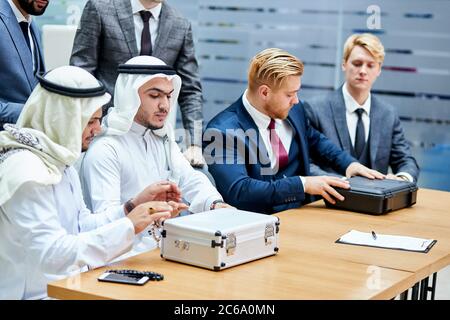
[205,196,224,212]
[396,172,414,183]
[299,176,306,191]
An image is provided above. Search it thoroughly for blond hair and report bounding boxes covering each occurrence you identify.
[343,33,385,64]
[248,48,304,92]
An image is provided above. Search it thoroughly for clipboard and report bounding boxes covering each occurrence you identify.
[335,230,437,253]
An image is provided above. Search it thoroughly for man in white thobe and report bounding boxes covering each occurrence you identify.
[0,66,178,300]
[80,56,231,257]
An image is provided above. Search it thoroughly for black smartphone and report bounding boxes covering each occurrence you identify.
[98,272,149,286]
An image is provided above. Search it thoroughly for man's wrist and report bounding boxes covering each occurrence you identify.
[346,162,359,176]
[396,172,414,183]
[210,199,225,210]
[124,198,136,215]
[299,176,306,191]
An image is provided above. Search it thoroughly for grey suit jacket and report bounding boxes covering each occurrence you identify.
[70,0,203,142]
[0,0,44,127]
[304,88,420,182]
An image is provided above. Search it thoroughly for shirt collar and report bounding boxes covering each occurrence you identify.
[342,82,371,115]
[129,121,168,142]
[129,121,150,136]
[130,0,162,20]
[7,0,32,23]
[242,89,278,130]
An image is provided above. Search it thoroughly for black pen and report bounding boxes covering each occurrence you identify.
[371,231,377,240]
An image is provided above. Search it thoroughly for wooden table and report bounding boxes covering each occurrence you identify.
[282,206,450,283]
[48,188,450,300]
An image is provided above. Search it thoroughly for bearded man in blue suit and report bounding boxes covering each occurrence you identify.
[203,48,385,214]
[0,0,48,128]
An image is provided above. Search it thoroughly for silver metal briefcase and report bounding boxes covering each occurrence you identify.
[160,208,280,271]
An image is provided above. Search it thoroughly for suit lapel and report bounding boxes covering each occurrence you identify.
[287,112,303,148]
[369,96,382,165]
[287,110,307,171]
[236,99,271,170]
[0,2,34,89]
[331,89,353,153]
[114,0,138,56]
[30,21,44,75]
[153,2,173,57]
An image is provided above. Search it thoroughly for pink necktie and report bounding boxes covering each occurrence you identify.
[268,119,289,169]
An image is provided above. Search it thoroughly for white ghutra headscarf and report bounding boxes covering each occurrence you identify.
[101,56,183,183]
[0,66,111,206]
[103,55,182,136]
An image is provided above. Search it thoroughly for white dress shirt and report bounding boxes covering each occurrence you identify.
[131,0,161,53]
[80,121,223,259]
[342,82,371,146]
[0,166,134,299]
[342,83,413,182]
[7,0,37,72]
[242,90,306,188]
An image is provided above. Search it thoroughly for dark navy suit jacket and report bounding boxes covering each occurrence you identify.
[0,0,44,126]
[203,96,356,214]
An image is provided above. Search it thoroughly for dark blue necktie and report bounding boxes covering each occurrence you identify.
[354,108,366,158]
[19,21,31,51]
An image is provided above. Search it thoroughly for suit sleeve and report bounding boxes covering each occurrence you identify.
[203,127,305,213]
[0,101,24,124]
[303,101,335,176]
[305,112,356,175]
[303,100,348,176]
[174,22,203,145]
[389,114,420,181]
[69,0,101,76]
[303,101,319,128]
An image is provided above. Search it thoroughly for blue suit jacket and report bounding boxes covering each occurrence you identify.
[304,88,420,182]
[0,0,44,126]
[203,96,356,214]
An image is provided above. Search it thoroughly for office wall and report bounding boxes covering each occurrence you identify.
[37,0,450,191]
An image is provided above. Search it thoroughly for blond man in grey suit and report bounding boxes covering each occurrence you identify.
[304,33,419,182]
[70,0,204,166]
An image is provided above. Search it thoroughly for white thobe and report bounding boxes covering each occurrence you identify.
[80,122,223,258]
[0,165,134,300]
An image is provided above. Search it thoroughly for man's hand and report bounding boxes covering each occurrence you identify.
[345,162,385,180]
[212,202,235,210]
[133,181,182,207]
[167,201,190,218]
[127,201,173,234]
[304,176,350,204]
[183,145,206,168]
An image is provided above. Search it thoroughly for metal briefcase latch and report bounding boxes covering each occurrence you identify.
[226,233,236,256]
[174,239,190,251]
[265,224,275,245]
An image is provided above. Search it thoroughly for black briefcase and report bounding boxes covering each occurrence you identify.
[325,176,418,215]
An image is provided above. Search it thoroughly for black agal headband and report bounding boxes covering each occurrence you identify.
[37,73,106,98]
[117,64,176,75]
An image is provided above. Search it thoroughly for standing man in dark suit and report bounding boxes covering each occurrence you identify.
[204,48,384,214]
[70,0,205,166]
[0,0,48,129]
[304,33,419,182]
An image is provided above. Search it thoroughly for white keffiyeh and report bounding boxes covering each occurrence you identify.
[102,55,181,137]
[0,66,110,206]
